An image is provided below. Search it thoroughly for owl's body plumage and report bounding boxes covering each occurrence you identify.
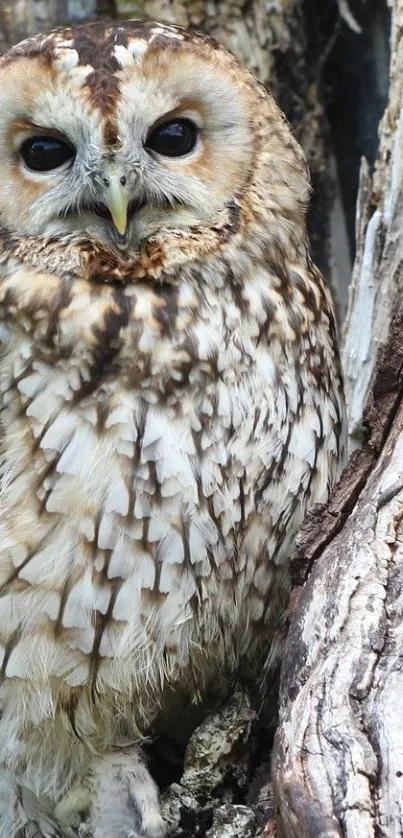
[0,21,346,837]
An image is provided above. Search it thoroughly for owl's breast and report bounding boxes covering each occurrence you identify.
[0,317,264,705]
[0,264,344,716]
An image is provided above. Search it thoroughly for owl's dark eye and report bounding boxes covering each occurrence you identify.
[20,136,75,172]
[145,119,198,158]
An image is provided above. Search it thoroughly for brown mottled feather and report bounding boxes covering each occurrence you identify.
[0,19,346,838]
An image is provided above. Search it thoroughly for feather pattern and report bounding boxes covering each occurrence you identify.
[0,19,346,838]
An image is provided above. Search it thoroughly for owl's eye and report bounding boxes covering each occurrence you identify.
[19,136,75,172]
[145,119,198,158]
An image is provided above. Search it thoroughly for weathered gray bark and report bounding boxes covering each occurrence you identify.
[0,0,97,49]
[273,3,403,836]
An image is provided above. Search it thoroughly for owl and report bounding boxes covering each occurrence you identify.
[0,19,346,838]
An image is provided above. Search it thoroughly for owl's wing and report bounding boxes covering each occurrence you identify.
[0,321,11,489]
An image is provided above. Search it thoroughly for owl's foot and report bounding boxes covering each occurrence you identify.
[88,746,165,838]
[55,747,165,838]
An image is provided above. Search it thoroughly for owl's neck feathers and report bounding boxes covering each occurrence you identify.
[0,210,237,285]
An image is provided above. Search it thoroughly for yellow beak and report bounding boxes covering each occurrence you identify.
[104,177,129,236]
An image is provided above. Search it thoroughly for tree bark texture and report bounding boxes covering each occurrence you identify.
[273,2,403,836]
[0,1,97,49]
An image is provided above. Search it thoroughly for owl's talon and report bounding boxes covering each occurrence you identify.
[88,747,165,838]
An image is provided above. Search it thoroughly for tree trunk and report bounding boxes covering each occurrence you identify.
[0,1,97,50]
[0,2,399,837]
[273,3,403,836]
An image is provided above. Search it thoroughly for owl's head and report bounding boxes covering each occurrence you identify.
[0,20,309,264]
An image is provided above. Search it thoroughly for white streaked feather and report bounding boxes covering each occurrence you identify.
[97,514,116,551]
[105,477,130,516]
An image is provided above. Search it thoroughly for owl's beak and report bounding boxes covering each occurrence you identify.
[103,175,129,236]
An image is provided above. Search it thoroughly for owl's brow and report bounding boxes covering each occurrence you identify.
[10,119,69,136]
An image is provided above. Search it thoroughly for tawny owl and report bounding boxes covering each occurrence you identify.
[0,19,346,838]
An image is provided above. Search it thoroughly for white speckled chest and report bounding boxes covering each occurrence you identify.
[0,247,344,736]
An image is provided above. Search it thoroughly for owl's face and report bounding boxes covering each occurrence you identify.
[0,22,260,254]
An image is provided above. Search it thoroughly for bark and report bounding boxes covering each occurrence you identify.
[0,1,97,50]
[273,2,403,836]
